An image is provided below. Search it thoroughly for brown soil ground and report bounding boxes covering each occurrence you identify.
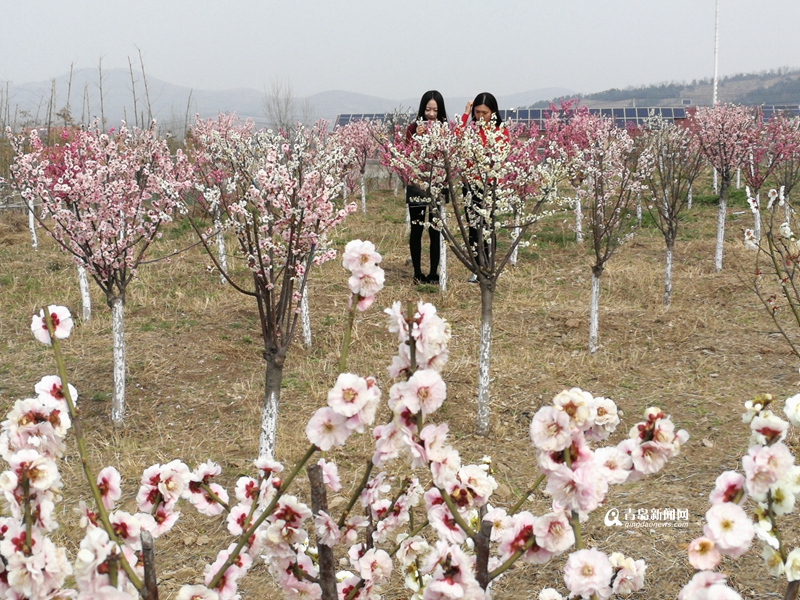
[0,182,798,599]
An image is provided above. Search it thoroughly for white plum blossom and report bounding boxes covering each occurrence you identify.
[31,306,73,345]
[563,548,613,599]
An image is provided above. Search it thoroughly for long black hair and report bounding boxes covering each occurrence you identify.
[416,90,448,122]
[471,92,502,125]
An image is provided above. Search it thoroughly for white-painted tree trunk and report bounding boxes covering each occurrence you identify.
[439,206,447,291]
[258,358,283,459]
[405,204,411,235]
[713,169,719,194]
[77,264,91,321]
[360,174,366,214]
[589,270,601,354]
[575,199,583,243]
[215,223,228,285]
[663,244,673,306]
[27,199,38,251]
[636,193,642,227]
[509,212,520,267]
[714,184,727,272]
[753,192,761,242]
[301,285,311,347]
[110,297,126,424]
[476,285,494,436]
[687,184,693,210]
[393,177,399,197]
[343,182,348,200]
[736,167,741,189]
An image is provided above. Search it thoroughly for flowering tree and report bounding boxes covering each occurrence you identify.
[741,110,796,242]
[5,239,691,598]
[6,121,192,424]
[188,114,357,459]
[539,100,590,244]
[678,393,800,599]
[638,117,704,305]
[689,104,753,272]
[569,113,652,353]
[388,118,566,435]
[335,119,380,213]
[770,112,800,220]
[743,185,800,360]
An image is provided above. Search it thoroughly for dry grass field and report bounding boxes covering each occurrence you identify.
[0,182,798,599]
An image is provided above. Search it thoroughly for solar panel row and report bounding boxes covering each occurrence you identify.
[336,106,799,128]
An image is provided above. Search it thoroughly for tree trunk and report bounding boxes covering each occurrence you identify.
[215,221,227,285]
[714,178,728,272]
[439,206,447,291]
[77,264,91,321]
[475,508,492,590]
[589,268,602,354]
[393,176,399,197]
[687,184,693,210]
[713,168,718,194]
[140,530,159,600]
[663,240,673,306]
[110,296,126,424]
[258,351,284,459]
[575,198,583,243]
[476,284,494,436]
[405,204,410,235]
[360,174,366,214]
[509,212,520,267]
[301,285,312,347]
[636,193,642,227]
[27,198,37,250]
[308,464,336,600]
[736,167,741,189]
[785,580,799,600]
[753,192,761,242]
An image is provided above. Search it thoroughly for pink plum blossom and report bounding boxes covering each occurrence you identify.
[342,239,382,274]
[305,407,350,451]
[176,585,220,600]
[687,537,721,570]
[317,458,341,492]
[327,373,373,418]
[563,548,613,599]
[530,406,572,452]
[30,306,73,345]
[608,552,646,595]
[314,510,340,547]
[96,467,122,511]
[703,502,754,559]
[34,375,78,407]
[402,369,446,416]
[709,471,747,505]
[534,511,575,554]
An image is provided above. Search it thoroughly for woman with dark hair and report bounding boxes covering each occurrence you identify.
[405,90,448,284]
[460,92,509,282]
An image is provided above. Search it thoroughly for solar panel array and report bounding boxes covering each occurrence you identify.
[335,113,397,127]
[759,105,800,122]
[501,107,688,129]
[335,105,800,129]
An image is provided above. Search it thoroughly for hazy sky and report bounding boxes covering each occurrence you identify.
[2,0,798,100]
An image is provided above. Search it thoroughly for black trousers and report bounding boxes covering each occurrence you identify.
[407,200,440,279]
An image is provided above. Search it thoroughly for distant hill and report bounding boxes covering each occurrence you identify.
[0,68,574,133]
[530,67,800,108]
